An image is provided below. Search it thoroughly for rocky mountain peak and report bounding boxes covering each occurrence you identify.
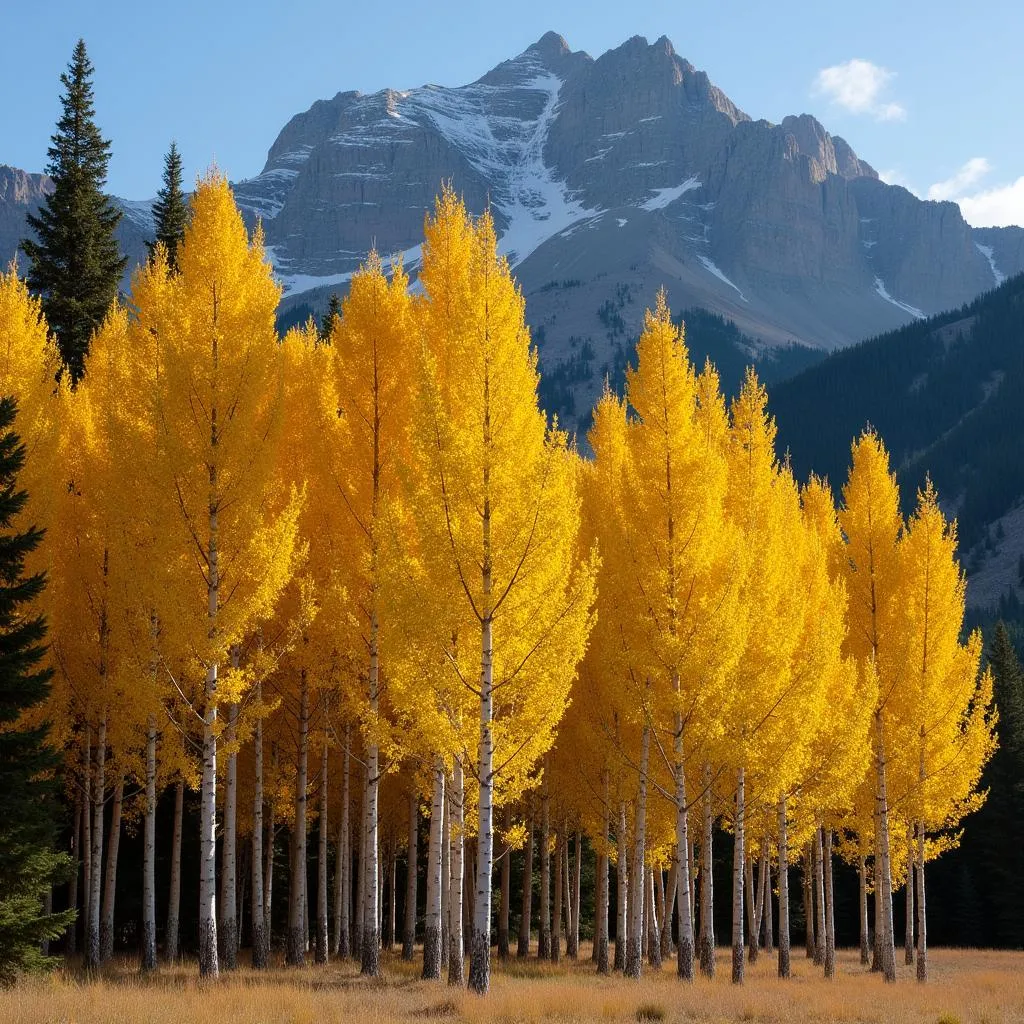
[527,31,572,62]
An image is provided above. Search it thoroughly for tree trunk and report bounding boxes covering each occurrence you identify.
[497,805,510,959]
[626,724,650,979]
[251,691,268,969]
[82,727,92,959]
[698,762,715,978]
[440,780,449,972]
[824,829,836,979]
[916,820,927,982]
[731,766,745,984]
[761,847,773,954]
[777,795,790,979]
[361,605,382,977]
[813,827,825,967]
[422,759,445,978]
[142,718,157,971]
[265,746,278,949]
[517,813,533,958]
[538,773,551,959]
[615,801,628,972]
[804,845,815,960]
[875,713,897,982]
[661,858,677,964]
[86,712,106,970]
[67,786,81,956]
[166,779,184,962]
[220,699,239,969]
[571,831,582,959]
[448,760,464,987]
[647,867,661,969]
[100,774,124,962]
[859,853,870,965]
[316,732,329,963]
[551,828,563,963]
[287,671,309,966]
[404,789,419,961]
[905,830,915,966]
[745,852,758,964]
[597,776,610,975]
[335,726,351,959]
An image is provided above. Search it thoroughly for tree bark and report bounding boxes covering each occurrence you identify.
[905,829,915,966]
[731,766,745,984]
[626,724,650,979]
[335,726,351,959]
[698,762,715,978]
[597,776,610,974]
[615,800,628,972]
[661,858,676,963]
[761,847,773,954]
[448,760,464,987]
[287,671,309,966]
[423,760,445,978]
[813,827,825,967]
[82,727,92,959]
[316,731,329,963]
[440,779,449,972]
[361,604,382,977]
[824,828,836,979]
[165,779,184,962]
[551,828,563,963]
[539,772,551,959]
[647,866,661,969]
[497,805,510,959]
[142,718,157,971]
[404,789,419,960]
[100,774,124,962]
[251,691,268,969]
[517,813,533,958]
[265,745,278,950]
[875,713,897,982]
[86,712,106,970]
[220,699,239,969]
[804,844,815,960]
[745,852,758,965]
[859,853,870,965]
[571,831,582,959]
[916,819,927,982]
[777,795,790,979]
[67,785,81,956]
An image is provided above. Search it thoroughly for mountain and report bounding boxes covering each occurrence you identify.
[772,270,1024,613]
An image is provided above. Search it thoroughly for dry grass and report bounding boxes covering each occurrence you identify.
[4,946,1023,1024]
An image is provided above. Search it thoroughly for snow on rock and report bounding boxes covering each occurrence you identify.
[975,243,1006,287]
[873,276,926,320]
[119,198,155,232]
[639,175,701,211]
[697,254,747,301]
[271,243,423,297]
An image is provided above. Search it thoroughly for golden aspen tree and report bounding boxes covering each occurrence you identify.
[896,481,996,982]
[621,295,740,982]
[838,430,903,983]
[144,172,303,977]
[330,251,417,977]
[409,188,595,995]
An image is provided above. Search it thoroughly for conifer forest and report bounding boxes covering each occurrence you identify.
[2,34,1024,1024]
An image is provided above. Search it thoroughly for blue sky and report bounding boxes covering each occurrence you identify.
[2,0,1022,225]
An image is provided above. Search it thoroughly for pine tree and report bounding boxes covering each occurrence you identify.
[147,142,188,271]
[21,40,126,384]
[0,396,73,984]
[320,292,343,342]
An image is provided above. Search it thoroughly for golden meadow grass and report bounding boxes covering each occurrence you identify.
[4,947,1023,1024]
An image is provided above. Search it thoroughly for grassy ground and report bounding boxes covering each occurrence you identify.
[4,946,1023,1024]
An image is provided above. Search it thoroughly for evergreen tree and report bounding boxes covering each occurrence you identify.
[0,396,73,984]
[147,142,188,271]
[21,39,126,385]
[320,291,342,342]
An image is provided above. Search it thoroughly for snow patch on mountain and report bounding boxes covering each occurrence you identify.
[975,243,1006,287]
[874,277,926,320]
[639,176,701,211]
[697,255,746,301]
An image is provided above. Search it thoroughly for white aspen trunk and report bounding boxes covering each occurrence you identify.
[100,774,123,962]
[67,786,81,956]
[86,712,106,970]
[463,838,475,944]
[731,766,745,984]
[824,828,836,979]
[165,779,184,962]
[287,671,309,966]
[804,844,815,960]
[859,853,870,965]
[661,858,677,963]
[916,820,927,982]
[699,762,715,978]
[745,852,758,964]
[814,826,826,966]
[571,831,582,959]
[142,718,157,971]
[626,724,650,979]
[422,759,445,978]
[752,850,766,963]
[448,761,465,987]
[905,826,915,966]
[439,779,449,971]
[688,839,696,955]
[763,849,774,954]
[597,776,610,974]
[538,772,551,959]
[777,795,791,979]
[220,698,239,969]
[82,726,92,959]
[265,745,278,947]
[615,801,628,972]
[875,713,897,982]
[251,690,268,969]
[316,732,329,963]
[404,789,419,961]
[551,828,563,963]
[468,598,495,994]
[361,608,381,976]
[388,847,397,950]
[497,805,510,959]
[335,727,351,959]
[517,813,533,958]
[647,866,661,969]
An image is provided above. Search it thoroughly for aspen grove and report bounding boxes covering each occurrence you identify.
[0,175,997,991]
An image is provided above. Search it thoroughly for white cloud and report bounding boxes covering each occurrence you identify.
[955,177,1024,228]
[878,168,920,196]
[813,59,906,122]
[927,157,991,201]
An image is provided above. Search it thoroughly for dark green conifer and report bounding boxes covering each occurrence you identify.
[21,39,126,384]
[0,396,72,984]
[320,291,343,343]
[147,141,188,271]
